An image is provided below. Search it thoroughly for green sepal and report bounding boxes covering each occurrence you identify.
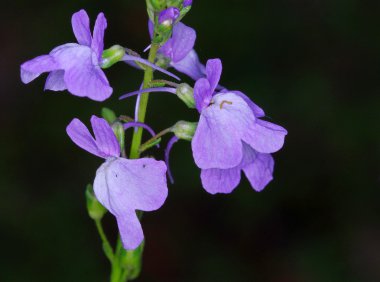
[101,108,117,124]
[171,121,197,141]
[176,83,195,109]
[120,241,145,280]
[101,45,126,69]
[112,121,125,156]
[85,184,107,220]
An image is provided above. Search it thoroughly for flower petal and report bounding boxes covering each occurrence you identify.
[44,70,66,91]
[243,119,287,153]
[66,118,104,158]
[194,78,212,112]
[192,92,255,169]
[231,91,265,118]
[20,55,58,84]
[71,10,92,46]
[91,12,107,61]
[116,212,144,250]
[171,23,196,62]
[171,49,206,81]
[52,45,112,101]
[201,167,241,194]
[93,158,168,214]
[243,152,274,192]
[90,116,120,158]
[206,59,222,94]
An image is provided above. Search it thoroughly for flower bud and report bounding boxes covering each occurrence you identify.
[149,0,166,10]
[101,45,126,69]
[154,7,180,44]
[183,0,192,7]
[112,121,125,154]
[158,7,180,25]
[176,83,195,108]
[85,184,107,220]
[171,121,198,141]
[101,107,117,123]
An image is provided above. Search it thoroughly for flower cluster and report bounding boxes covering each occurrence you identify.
[21,0,287,259]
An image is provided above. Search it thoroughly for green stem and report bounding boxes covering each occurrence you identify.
[139,127,172,153]
[129,43,160,160]
[110,41,160,282]
[95,219,114,263]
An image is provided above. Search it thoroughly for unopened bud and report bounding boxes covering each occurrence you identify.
[183,0,192,7]
[158,7,180,25]
[101,107,117,123]
[101,45,126,69]
[176,83,195,108]
[171,121,198,141]
[85,184,106,220]
[112,121,125,154]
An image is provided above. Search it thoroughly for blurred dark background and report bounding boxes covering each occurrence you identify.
[1,0,379,281]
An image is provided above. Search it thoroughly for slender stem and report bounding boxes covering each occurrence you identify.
[95,220,115,263]
[129,43,160,160]
[139,127,172,153]
[110,40,161,282]
[110,237,123,282]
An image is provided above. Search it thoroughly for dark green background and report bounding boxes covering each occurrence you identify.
[1,0,379,281]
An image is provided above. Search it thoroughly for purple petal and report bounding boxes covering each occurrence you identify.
[91,12,107,61]
[20,55,59,84]
[122,55,180,81]
[52,45,112,101]
[158,7,180,24]
[183,0,193,7]
[119,87,176,100]
[231,91,265,118]
[91,116,120,158]
[192,92,255,169]
[44,70,66,91]
[116,212,144,250]
[242,152,274,192]
[171,49,206,81]
[148,20,154,39]
[93,158,168,213]
[71,10,92,46]
[165,136,179,184]
[205,59,222,94]
[66,118,104,158]
[243,119,287,153]
[194,78,212,112]
[200,167,241,194]
[171,23,196,62]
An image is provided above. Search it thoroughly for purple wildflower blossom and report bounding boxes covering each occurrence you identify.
[21,10,113,101]
[66,116,168,249]
[149,21,206,80]
[183,0,193,7]
[158,7,180,25]
[192,59,287,194]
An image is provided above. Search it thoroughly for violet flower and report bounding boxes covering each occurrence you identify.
[66,116,168,249]
[21,9,179,102]
[21,10,113,101]
[158,7,180,25]
[149,21,206,80]
[191,59,287,194]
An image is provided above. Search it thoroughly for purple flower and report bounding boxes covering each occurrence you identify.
[20,10,112,101]
[158,7,180,25]
[66,116,168,249]
[191,59,287,194]
[149,21,206,80]
[183,0,193,7]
